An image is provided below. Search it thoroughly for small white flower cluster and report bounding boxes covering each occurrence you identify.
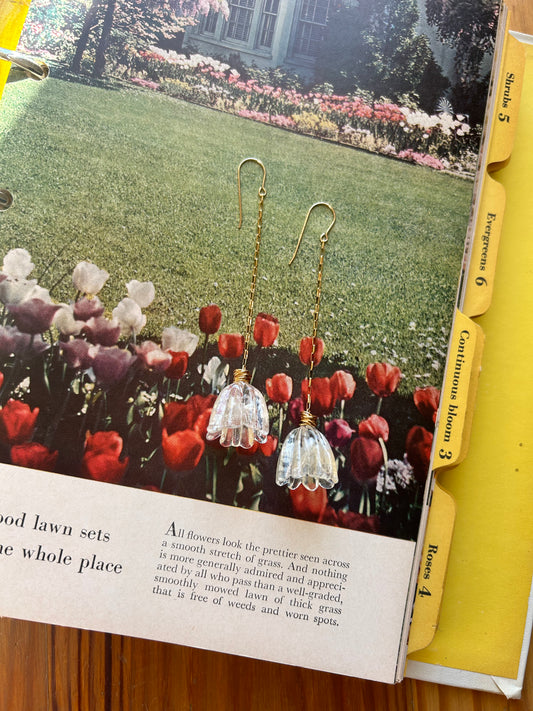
[148,47,230,74]
[376,457,415,494]
[400,107,471,137]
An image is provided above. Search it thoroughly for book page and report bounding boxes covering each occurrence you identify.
[0,0,498,683]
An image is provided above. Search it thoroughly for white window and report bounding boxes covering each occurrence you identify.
[258,0,279,49]
[226,0,256,42]
[293,0,330,57]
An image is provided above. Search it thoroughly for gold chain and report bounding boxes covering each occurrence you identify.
[305,232,328,413]
[241,185,266,373]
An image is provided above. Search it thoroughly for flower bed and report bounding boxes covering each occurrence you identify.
[0,248,441,540]
[126,47,479,174]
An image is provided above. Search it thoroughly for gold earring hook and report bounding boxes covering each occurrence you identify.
[289,202,336,266]
[234,158,267,377]
[290,202,336,423]
[237,157,267,229]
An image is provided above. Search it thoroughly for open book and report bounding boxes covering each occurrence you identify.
[0,0,508,684]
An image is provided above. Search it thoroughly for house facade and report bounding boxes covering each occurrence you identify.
[185,0,331,76]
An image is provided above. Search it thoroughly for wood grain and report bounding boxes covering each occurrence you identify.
[1,1,531,709]
[508,0,533,34]
[1,615,533,710]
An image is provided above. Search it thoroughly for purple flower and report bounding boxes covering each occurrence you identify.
[135,341,172,372]
[60,339,94,370]
[83,316,121,347]
[0,326,20,357]
[7,299,60,334]
[325,419,354,449]
[90,345,137,388]
[0,325,48,356]
[73,296,105,321]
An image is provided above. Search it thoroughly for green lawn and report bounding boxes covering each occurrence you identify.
[0,77,474,390]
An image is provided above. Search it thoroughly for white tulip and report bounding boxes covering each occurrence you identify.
[72,261,109,295]
[53,304,84,337]
[3,248,34,279]
[0,278,38,305]
[126,279,155,308]
[161,326,199,356]
[112,297,146,337]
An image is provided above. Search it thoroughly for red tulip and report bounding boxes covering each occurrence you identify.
[163,395,217,435]
[7,299,60,335]
[301,377,335,416]
[337,511,379,533]
[165,351,189,380]
[288,397,304,424]
[10,442,58,471]
[365,362,402,397]
[185,394,217,424]
[265,373,293,403]
[218,333,244,359]
[320,506,340,526]
[199,304,222,335]
[290,485,328,522]
[358,414,389,442]
[237,434,278,457]
[194,409,213,440]
[162,427,204,471]
[253,313,279,347]
[330,370,356,401]
[299,337,324,366]
[0,399,39,445]
[162,401,188,434]
[81,430,128,483]
[0,371,3,389]
[325,419,354,448]
[406,425,433,483]
[259,435,278,457]
[414,386,440,422]
[350,437,383,483]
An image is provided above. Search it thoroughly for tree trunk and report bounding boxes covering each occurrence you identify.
[93,0,117,78]
[71,0,101,74]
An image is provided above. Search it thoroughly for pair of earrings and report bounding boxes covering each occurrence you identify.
[206,158,337,492]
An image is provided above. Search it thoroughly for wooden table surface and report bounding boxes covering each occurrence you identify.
[1,1,532,709]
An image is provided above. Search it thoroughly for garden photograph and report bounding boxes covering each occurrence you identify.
[0,0,498,540]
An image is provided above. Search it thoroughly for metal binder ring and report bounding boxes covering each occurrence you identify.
[0,189,13,211]
[0,47,49,80]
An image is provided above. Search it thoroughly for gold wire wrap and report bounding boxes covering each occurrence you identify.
[233,368,251,383]
[300,410,318,428]
[237,158,267,373]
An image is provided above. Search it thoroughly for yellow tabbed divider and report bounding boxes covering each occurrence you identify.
[408,7,533,680]
[463,27,525,318]
[407,311,484,654]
